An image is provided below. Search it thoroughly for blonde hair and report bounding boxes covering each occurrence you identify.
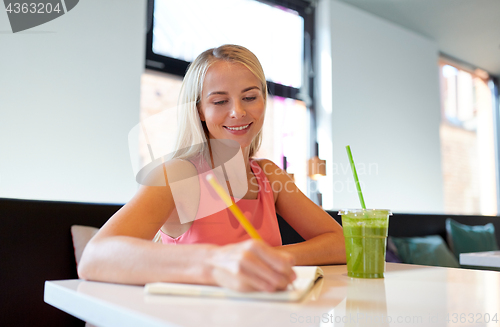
[173,44,267,160]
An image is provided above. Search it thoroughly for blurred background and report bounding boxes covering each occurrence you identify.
[1,0,499,215]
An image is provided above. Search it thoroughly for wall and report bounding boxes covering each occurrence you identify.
[0,0,146,203]
[316,0,444,213]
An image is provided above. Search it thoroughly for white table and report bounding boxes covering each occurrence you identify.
[45,263,500,327]
[460,251,500,268]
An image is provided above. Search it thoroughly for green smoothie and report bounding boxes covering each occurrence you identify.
[339,209,391,278]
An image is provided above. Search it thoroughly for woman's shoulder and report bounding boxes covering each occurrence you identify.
[133,157,201,214]
[251,158,282,177]
[163,158,200,183]
[251,158,294,184]
[251,158,293,199]
[141,158,198,186]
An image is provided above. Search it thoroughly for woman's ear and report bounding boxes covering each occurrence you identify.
[197,104,205,122]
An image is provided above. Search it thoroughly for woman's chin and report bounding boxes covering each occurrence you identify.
[220,134,253,148]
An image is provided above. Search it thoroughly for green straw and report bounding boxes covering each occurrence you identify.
[345,145,366,209]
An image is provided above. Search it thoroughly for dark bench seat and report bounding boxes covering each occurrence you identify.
[2,197,500,326]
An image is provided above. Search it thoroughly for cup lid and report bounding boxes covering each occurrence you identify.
[337,209,392,215]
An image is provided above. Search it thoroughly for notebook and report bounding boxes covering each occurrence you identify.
[145,266,323,302]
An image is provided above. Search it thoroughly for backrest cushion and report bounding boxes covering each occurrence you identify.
[446,218,499,259]
[390,235,459,268]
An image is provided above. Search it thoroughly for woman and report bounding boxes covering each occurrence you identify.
[78,45,345,292]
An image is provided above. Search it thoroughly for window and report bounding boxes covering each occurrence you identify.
[257,96,308,192]
[138,0,314,194]
[439,59,498,215]
[151,0,304,89]
[145,0,308,99]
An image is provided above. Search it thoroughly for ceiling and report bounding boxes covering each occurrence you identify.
[334,0,500,77]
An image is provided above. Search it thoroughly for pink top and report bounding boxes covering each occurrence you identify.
[160,158,282,246]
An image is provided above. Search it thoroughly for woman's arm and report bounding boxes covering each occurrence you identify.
[78,183,211,285]
[257,159,346,266]
[78,162,296,291]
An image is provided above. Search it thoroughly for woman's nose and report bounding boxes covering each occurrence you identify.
[230,101,246,118]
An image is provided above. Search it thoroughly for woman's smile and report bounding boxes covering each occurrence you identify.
[224,122,253,133]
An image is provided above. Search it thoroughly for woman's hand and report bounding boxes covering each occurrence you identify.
[207,240,296,292]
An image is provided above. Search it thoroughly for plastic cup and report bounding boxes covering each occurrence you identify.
[339,209,392,278]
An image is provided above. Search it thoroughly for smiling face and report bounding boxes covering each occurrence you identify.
[198,61,266,151]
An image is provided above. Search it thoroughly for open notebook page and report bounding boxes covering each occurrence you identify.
[145,266,323,302]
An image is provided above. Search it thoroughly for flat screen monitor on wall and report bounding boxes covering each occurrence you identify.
[145,0,306,99]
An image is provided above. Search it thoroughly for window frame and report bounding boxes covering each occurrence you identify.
[144,0,315,102]
[438,54,500,215]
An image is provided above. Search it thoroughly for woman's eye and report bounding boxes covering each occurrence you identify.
[213,100,227,105]
[243,96,256,101]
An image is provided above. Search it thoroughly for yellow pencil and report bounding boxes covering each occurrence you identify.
[206,174,263,241]
[207,174,296,290]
